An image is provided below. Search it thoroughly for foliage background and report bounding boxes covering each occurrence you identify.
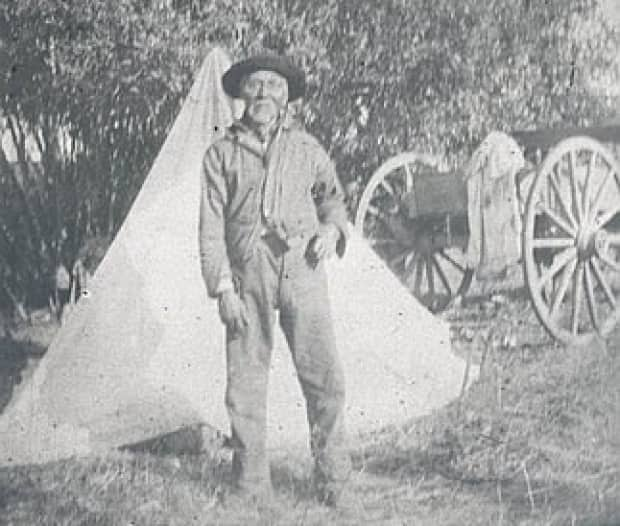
[0,0,618,315]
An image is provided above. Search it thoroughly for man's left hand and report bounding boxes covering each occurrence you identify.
[307,223,340,264]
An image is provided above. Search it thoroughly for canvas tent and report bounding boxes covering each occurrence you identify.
[0,47,471,467]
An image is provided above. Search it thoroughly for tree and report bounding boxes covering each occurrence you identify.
[0,0,200,314]
[0,0,618,316]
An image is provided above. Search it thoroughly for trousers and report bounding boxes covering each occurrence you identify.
[225,236,350,493]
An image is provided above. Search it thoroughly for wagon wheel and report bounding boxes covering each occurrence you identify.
[523,136,620,346]
[355,152,473,312]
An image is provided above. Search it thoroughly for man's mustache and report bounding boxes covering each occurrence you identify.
[250,96,280,106]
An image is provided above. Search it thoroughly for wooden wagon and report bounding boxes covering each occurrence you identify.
[354,124,620,346]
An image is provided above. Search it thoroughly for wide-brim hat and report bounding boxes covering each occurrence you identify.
[222,54,306,102]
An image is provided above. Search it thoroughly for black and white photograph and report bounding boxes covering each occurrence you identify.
[0,0,619,524]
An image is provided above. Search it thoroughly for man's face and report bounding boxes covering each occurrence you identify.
[240,70,289,126]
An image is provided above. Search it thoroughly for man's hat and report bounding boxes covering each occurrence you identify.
[222,54,306,101]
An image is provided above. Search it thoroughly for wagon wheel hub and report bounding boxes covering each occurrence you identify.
[576,227,611,261]
[413,229,433,255]
[576,226,596,260]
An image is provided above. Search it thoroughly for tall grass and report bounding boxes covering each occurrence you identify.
[1,295,619,525]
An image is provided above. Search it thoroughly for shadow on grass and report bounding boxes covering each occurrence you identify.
[271,463,315,502]
[0,465,49,513]
[0,451,229,524]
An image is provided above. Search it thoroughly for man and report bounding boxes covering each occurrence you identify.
[199,53,351,506]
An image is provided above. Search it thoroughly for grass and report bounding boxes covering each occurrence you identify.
[1,293,619,525]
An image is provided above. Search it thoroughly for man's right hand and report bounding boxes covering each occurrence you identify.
[217,289,248,336]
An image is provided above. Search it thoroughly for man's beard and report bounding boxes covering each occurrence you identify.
[246,98,283,126]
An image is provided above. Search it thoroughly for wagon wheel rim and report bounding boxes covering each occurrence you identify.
[523,136,620,346]
[355,152,473,312]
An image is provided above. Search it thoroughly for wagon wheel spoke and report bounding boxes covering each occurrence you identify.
[537,247,578,289]
[402,253,418,281]
[590,258,617,309]
[549,258,577,319]
[584,262,598,330]
[571,262,584,335]
[366,203,400,237]
[532,238,575,249]
[432,255,452,296]
[403,162,414,193]
[587,167,612,224]
[548,167,577,230]
[582,151,596,217]
[538,204,577,237]
[567,150,583,224]
[413,255,424,297]
[607,233,620,247]
[379,179,396,196]
[388,247,411,267]
[366,204,380,217]
[436,249,467,273]
[400,250,414,280]
[369,187,400,213]
[593,206,620,230]
[425,256,435,299]
[596,250,620,274]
